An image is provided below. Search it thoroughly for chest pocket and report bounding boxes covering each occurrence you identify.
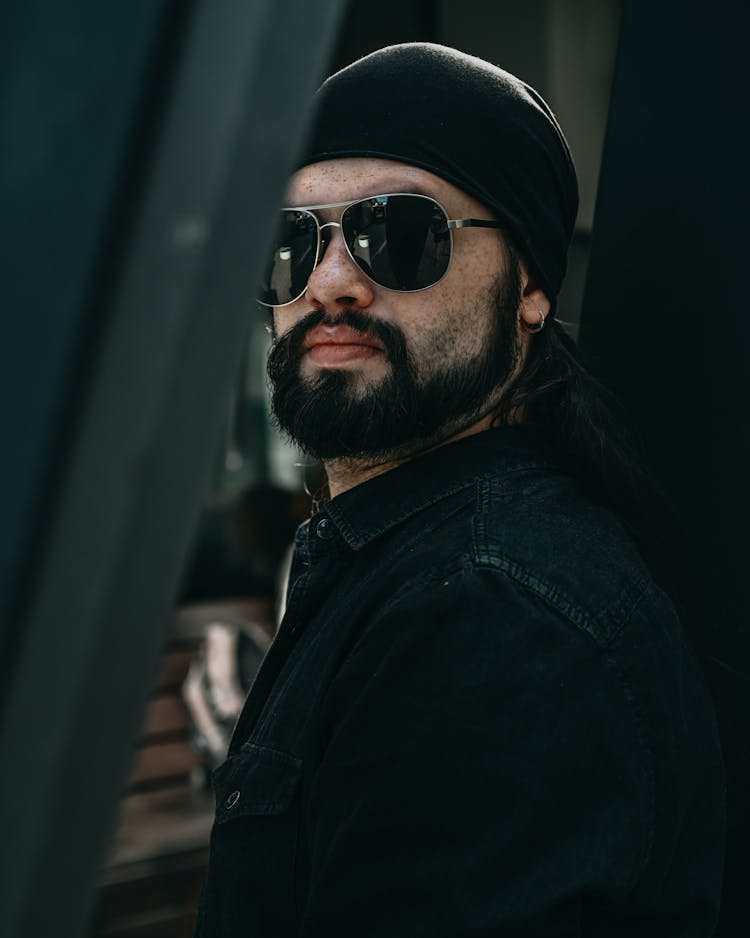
[214,742,302,823]
[203,743,303,937]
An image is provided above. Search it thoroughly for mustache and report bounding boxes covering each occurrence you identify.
[268,308,409,376]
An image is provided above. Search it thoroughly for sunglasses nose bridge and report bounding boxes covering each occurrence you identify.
[315,220,354,268]
[316,220,343,254]
[305,216,377,309]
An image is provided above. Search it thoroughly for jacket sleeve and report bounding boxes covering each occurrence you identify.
[299,560,654,937]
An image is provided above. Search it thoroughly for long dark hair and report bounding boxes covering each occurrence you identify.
[494,300,683,607]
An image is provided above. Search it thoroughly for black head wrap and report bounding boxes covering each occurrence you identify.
[300,43,578,303]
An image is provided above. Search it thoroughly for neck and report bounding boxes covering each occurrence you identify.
[324,411,497,499]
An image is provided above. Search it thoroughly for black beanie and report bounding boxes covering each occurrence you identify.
[300,43,579,303]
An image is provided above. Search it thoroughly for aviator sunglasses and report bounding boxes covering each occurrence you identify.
[257,192,503,307]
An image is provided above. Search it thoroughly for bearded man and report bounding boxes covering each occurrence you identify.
[193,44,725,938]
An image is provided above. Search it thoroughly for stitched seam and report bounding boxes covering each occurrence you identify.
[472,488,650,650]
[230,801,290,811]
[474,550,649,650]
[329,478,477,548]
[330,458,554,549]
[603,653,657,885]
[238,741,303,769]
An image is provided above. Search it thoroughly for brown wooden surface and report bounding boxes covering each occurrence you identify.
[156,649,196,692]
[101,786,214,872]
[129,741,198,789]
[92,796,210,937]
[89,599,276,937]
[142,695,192,737]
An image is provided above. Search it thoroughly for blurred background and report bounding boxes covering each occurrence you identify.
[2,1,747,936]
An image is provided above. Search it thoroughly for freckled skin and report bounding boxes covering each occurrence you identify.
[272,157,551,496]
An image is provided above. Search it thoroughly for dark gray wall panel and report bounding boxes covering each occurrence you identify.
[0,0,170,670]
[0,1,347,935]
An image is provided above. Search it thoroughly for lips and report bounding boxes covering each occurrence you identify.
[303,324,385,365]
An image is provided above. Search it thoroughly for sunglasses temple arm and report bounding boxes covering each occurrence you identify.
[448,218,504,229]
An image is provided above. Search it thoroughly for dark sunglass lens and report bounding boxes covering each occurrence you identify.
[258,211,318,306]
[342,195,451,291]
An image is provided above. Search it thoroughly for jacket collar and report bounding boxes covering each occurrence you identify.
[321,426,554,551]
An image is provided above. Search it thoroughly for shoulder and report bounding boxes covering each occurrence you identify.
[468,466,657,649]
[376,458,664,653]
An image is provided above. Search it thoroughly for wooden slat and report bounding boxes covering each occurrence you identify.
[129,741,198,787]
[155,649,195,691]
[89,904,199,938]
[100,787,214,873]
[142,695,188,737]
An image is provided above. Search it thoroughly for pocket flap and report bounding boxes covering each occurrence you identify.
[212,743,302,823]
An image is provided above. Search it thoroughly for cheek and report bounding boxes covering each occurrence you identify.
[272,305,304,339]
[398,289,492,368]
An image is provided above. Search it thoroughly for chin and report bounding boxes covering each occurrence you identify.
[302,362,391,393]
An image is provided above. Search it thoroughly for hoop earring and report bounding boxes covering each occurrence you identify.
[522,309,546,334]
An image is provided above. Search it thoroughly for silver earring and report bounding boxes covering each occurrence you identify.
[523,309,546,334]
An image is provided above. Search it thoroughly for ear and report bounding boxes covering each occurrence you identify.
[517,262,552,331]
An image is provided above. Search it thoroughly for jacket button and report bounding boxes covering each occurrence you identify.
[316,518,333,540]
[225,790,240,808]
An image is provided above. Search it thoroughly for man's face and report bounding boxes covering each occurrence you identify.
[267,157,525,462]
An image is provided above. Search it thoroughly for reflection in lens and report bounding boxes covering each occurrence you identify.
[258,210,318,306]
[343,195,450,292]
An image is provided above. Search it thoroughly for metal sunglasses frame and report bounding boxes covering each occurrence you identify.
[258,191,504,307]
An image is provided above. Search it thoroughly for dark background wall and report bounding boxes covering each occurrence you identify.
[580,3,750,934]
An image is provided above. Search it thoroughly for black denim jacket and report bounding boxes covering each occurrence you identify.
[193,428,725,937]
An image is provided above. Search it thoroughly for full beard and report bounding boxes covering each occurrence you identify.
[266,271,522,463]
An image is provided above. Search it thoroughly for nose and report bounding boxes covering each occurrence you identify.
[305,224,375,310]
